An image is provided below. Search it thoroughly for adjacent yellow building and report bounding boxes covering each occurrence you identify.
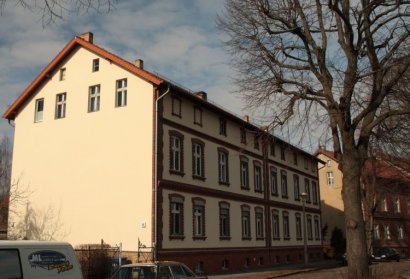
[4,33,323,274]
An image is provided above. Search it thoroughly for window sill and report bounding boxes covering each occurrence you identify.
[271,193,279,197]
[169,235,185,240]
[255,189,263,193]
[193,236,207,241]
[241,186,250,191]
[282,195,289,199]
[171,113,182,118]
[256,237,265,241]
[272,237,281,241]
[242,237,252,241]
[170,170,185,177]
[219,181,230,186]
[296,237,303,241]
[283,237,291,241]
[192,175,206,181]
[219,236,231,241]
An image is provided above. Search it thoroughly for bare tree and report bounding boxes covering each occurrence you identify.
[218,1,410,278]
[0,0,117,25]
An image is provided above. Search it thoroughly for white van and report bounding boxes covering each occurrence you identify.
[0,240,83,279]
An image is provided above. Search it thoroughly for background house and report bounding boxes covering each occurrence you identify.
[4,32,323,274]
[317,147,410,257]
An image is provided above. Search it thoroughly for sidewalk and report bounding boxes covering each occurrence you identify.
[208,259,341,279]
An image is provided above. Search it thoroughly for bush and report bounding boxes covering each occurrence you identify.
[76,245,112,279]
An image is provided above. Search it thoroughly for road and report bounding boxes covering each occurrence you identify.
[209,260,410,279]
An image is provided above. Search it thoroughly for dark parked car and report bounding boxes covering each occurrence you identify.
[372,247,400,262]
[110,261,207,279]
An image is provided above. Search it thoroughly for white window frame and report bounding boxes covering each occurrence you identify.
[240,158,249,188]
[255,209,264,238]
[55,93,66,119]
[92,58,100,72]
[34,98,44,122]
[170,136,182,172]
[242,207,251,238]
[374,224,380,240]
[295,213,302,239]
[281,171,288,198]
[171,202,183,236]
[326,171,334,186]
[398,225,404,240]
[272,210,280,239]
[193,143,203,177]
[254,163,262,192]
[88,84,100,112]
[116,78,127,107]
[283,212,290,239]
[218,151,228,183]
[271,168,278,195]
[193,204,205,237]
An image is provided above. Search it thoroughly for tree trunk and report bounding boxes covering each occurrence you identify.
[341,150,370,279]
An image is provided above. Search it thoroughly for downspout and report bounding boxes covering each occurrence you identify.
[154,84,170,261]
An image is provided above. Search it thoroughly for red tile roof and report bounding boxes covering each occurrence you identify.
[3,35,163,120]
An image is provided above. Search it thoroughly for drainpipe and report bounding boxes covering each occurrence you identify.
[154,84,170,261]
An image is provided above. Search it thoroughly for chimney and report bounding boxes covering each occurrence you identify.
[194,91,207,101]
[319,144,326,150]
[135,59,144,69]
[243,115,250,123]
[79,32,93,43]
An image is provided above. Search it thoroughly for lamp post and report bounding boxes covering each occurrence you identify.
[300,192,308,268]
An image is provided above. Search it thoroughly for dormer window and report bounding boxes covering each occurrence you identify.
[92,59,100,72]
[194,106,202,126]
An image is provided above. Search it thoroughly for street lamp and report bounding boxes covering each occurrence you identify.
[300,192,308,268]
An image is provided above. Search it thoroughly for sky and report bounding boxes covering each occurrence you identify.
[0,0,322,152]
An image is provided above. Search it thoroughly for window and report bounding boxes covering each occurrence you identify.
[116,78,127,107]
[171,97,181,117]
[241,205,251,239]
[394,197,401,213]
[254,134,259,150]
[326,160,331,167]
[272,210,280,239]
[281,170,288,198]
[34,98,44,122]
[397,225,404,240]
[312,181,318,204]
[222,259,229,270]
[240,128,247,144]
[219,118,227,136]
[255,207,264,239]
[293,152,298,165]
[240,156,249,189]
[326,171,334,186]
[374,224,380,240]
[294,175,300,201]
[59,68,66,81]
[92,58,99,72]
[254,161,262,192]
[169,195,184,238]
[169,131,184,174]
[55,93,66,119]
[218,148,229,184]
[314,216,320,240]
[311,160,316,172]
[304,157,309,169]
[0,250,22,278]
[280,145,286,160]
[283,211,290,240]
[271,167,278,196]
[384,225,391,240]
[305,179,311,203]
[381,197,388,212]
[270,142,275,156]
[295,213,302,240]
[194,106,202,126]
[307,215,313,240]
[88,84,100,112]
[219,202,230,239]
[192,139,205,179]
[192,198,206,239]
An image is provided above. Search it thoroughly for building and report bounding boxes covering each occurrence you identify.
[316,149,345,245]
[365,158,410,257]
[317,147,410,257]
[4,33,322,274]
